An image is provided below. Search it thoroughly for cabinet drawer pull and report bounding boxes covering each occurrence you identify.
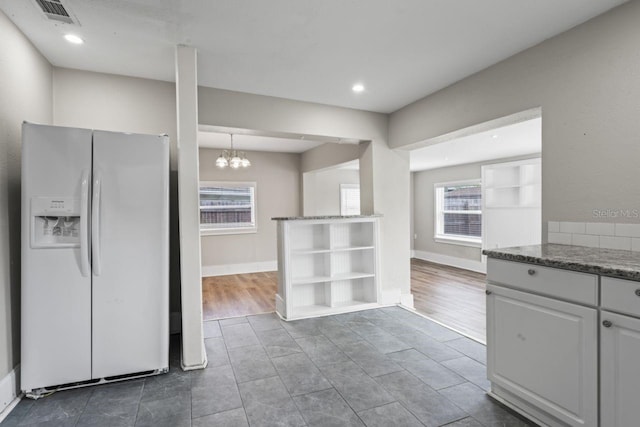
[527,269,536,276]
[485,290,492,295]
[635,289,640,297]
[602,320,613,328]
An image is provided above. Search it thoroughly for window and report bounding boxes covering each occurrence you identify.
[340,184,360,215]
[434,181,481,246]
[199,181,256,235]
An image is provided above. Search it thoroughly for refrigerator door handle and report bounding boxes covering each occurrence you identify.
[80,169,91,277]
[92,171,102,276]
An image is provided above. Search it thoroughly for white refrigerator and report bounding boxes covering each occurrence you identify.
[21,123,170,395]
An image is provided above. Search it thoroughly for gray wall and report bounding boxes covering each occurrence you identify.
[413,163,485,262]
[391,1,640,233]
[303,168,359,216]
[410,173,414,251]
[52,68,182,315]
[53,68,178,168]
[301,143,361,173]
[0,11,52,380]
[199,148,300,267]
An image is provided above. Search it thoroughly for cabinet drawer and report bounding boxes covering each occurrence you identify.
[487,258,598,306]
[601,276,640,317]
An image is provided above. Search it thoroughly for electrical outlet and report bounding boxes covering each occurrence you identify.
[414,234,418,239]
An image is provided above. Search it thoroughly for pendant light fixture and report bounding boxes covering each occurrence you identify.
[216,134,251,169]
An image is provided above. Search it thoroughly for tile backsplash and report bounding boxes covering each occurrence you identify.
[548,221,640,251]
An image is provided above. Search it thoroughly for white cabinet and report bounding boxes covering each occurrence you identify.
[600,276,640,427]
[481,159,541,256]
[600,311,640,427]
[487,257,640,426]
[275,217,380,320]
[486,260,598,427]
[487,284,598,427]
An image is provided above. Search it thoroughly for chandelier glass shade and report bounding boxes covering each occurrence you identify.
[216,134,251,169]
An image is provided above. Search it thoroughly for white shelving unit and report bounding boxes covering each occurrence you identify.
[483,158,541,208]
[274,216,381,320]
[481,158,542,258]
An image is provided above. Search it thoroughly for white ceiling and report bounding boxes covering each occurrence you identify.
[1,0,626,113]
[410,118,541,172]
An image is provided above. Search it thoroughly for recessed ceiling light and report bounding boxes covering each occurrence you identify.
[64,34,84,44]
[492,134,499,139]
[352,83,365,93]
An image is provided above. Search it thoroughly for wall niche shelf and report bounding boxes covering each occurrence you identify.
[481,157,542,258]
[483,158,541,209]
[273,216,381,320]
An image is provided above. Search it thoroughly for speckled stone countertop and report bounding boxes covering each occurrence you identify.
[483,244,640,281]
[271,215,382,221]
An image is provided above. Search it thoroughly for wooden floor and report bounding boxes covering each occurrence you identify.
[411,258,487,343]
[202,271,277,320]
[201,260,487,342]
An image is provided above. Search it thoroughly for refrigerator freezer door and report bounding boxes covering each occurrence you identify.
[21,123,93,391]
[91,130,169,378]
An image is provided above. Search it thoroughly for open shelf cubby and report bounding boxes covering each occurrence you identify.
[275,217,381,320]
[291,252,330,284]
[482,158,541,209]
[331,248,374,276]
[331,221,375,250]
[290,223,330,252]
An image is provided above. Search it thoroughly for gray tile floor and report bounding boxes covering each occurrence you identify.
[2,307,534,426]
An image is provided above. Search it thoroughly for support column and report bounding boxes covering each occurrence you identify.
[359,140,413,308]
[175,45,206,370]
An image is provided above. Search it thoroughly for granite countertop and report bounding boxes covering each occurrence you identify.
[483,244,640,281]
[271,215,382,221]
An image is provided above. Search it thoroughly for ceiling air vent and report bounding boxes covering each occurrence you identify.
[34,0,78,24]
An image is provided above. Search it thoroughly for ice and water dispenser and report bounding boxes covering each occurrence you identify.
[31,197,81,248]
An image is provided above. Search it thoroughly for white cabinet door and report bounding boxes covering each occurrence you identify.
[91,131,169,378]
[487,284,598,427]
[601,311,640,427]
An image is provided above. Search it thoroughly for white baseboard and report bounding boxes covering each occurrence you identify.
[379,288,415,310]
[412,249,486,274]
[201,260,277,277]
[400,292,414,309]
[0,365,20,421]
[275,294,285,318]
[181,360,208,371]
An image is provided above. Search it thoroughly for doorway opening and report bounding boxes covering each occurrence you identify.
[302,159,361,217]
[408,109,542,342]
[196,125,363,323]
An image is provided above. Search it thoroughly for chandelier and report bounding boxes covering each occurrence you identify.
[215,134,251,169]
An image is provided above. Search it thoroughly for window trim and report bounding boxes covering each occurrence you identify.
[340,183,361,216]
[199,181,258,236]
[434,179,482,247]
